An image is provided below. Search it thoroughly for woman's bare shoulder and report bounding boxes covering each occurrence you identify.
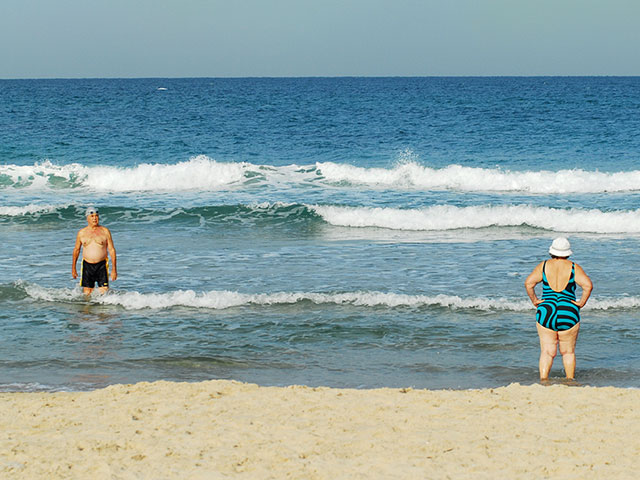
[573,262,589,274]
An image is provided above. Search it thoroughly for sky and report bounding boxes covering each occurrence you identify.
[1,0,639,78]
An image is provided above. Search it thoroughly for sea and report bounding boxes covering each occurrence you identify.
[1,77,640,392]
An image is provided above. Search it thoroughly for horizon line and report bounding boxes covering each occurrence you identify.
[2,74,640,81]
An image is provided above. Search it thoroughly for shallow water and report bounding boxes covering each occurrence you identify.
[1,77,640,391]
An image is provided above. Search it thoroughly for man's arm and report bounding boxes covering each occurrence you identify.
[106,228,117,281]
[71,232,82,279]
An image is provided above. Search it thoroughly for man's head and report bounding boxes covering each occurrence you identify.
[85,206,100,226]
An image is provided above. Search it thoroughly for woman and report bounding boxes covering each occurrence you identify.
[525,237,593,381]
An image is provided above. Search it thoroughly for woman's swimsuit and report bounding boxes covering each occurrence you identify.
[536,261,580,331]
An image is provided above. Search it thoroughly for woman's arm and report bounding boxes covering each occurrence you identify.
[572,263,593,308]
[524,262,545,306]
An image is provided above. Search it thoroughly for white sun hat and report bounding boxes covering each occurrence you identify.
[549,237,572,257]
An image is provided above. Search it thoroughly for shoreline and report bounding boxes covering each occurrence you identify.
[2,380,640,479]
[6,377,640,394]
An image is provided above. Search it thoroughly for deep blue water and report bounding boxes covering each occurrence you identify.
[1,77,640,391]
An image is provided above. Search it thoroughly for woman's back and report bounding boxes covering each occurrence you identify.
[543,258,574,292]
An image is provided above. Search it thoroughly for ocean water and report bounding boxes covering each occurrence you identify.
[1,77,640,392]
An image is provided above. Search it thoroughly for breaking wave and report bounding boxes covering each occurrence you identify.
[311,204,640,233]
[4,202,640,234]
[4,157,640,194]
[9,282,639,312]
[315,161,640,193]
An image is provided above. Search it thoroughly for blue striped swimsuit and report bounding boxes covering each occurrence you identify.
[536,261,580,331]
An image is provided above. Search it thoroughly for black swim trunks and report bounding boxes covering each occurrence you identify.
[81,259,109,288]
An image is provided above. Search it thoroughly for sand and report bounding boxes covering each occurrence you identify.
[1,380,639,479]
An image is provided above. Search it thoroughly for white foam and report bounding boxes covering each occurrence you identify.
[0,382,64,393]
[22,284,80,303]
[0,157,248,192]
[82,156,247,191]
[310,204,640,233]
[87,290,535,311]
[20,283,637,312]
[587,297,640,310]
[0,161,80,189]
[0,204,65,216]
[6,159,640,194]
[316,161,640,193]
[18,283,524,310]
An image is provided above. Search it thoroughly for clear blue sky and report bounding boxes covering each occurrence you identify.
[1,0,639,78]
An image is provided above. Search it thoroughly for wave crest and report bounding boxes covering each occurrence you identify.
[5,159,640,194]
[12,282,637,312]
[316,161,640,193]
[0,156,247,192]
[0,204,66,216]
[311,204,640,233]
[4,202,640,235]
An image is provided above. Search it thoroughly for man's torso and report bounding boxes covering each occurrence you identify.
[80,226,110,263]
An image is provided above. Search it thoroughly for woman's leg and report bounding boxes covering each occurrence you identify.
[536,323,558,381]
[558,323,580,379]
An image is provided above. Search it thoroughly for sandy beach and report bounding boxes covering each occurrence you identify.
[1,380,639,479]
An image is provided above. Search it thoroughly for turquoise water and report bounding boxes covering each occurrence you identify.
[1,77,640,391]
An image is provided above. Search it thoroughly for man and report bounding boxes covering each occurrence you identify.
[72,206,117,295]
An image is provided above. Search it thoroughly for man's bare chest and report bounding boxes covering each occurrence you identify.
[81,229,107,246]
